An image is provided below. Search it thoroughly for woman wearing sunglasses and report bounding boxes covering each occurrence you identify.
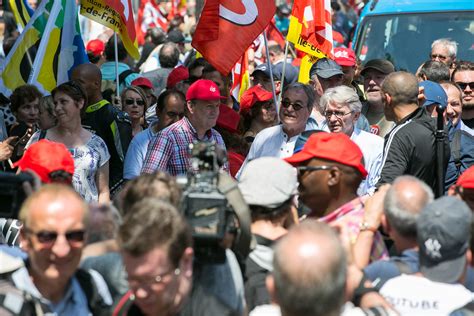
[27,81,110,204]
[121,86,148,137]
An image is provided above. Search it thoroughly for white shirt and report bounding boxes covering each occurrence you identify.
[237,125,299,178]
[380,274,474,316]
[351,128,384,196]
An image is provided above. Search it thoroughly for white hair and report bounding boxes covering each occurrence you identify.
[319,85,362,113]
[431,38,458,57]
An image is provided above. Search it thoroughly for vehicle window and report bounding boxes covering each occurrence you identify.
[355,12,474,73]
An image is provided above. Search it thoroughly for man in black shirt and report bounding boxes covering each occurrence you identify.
[376,71,450,195]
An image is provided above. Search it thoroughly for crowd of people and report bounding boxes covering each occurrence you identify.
[1,0,474,315]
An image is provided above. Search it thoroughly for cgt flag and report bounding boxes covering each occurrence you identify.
[192,0,275,75]
[0,0,88,96]
[80,0,140,60]
[287,0,333,59]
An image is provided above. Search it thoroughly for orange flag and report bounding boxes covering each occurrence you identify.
[80,0,139,59]
[192,0,275,75]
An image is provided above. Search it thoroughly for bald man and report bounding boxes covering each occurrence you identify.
[377,71,449,195]
[365,176,434,287]
[71,63,132,196]
[265,221,347,316]
[1,184,111,314]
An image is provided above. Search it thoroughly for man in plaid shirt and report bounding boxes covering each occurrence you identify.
[141,79,228,176]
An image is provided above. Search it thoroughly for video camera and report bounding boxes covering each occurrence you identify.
[178,142,250,264]
[0,172,34,219]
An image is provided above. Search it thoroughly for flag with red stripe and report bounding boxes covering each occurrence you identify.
[286,0,333,59]
[136,0,168,45]
[231,51,250,102]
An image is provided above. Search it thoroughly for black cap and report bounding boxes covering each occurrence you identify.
[360,59,395,76]
[309,58,343,79]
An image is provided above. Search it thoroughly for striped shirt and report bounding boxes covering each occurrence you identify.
[141,117,227,176]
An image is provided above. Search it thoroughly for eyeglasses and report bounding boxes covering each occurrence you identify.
[456,82,474,90]
[296,165,334,177]
[281,100,305,111]
[324,110,353,119]
[128,268,181,291]
[430,54,448,61]
[125,98,146,106]
[24,228,85,247]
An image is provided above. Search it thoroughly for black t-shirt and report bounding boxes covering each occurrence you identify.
[462,118,474,129]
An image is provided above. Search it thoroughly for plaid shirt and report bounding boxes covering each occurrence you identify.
[319,196,389,262]
[141,117,228,176]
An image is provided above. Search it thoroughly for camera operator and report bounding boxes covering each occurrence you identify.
[115,198,244,316]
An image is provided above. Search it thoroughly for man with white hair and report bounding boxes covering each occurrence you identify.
[430,38,457,69]
[320,85,384,195]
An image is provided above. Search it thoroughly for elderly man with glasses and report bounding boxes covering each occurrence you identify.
[320,85,384,196]
[237,83,314,177]
[0,184,112,315]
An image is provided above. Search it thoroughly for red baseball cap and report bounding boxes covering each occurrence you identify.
[167,66,189,89]
[86,39,105,57]
[14,139,75,183]
[131,77,153,89]
[285,133,367,178]
[334,47,356,67]
[457,166,474,189]
[217,104,240,134]
[240,85,273,115]
[186,79,222,101]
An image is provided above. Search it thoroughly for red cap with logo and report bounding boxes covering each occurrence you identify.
[457,166,474,189]
[14,139,75,183]
[167,66,189,89]
[186,79,222,101]
[131,77,153,89]
[86,39,105,57]
[285,132,367,178]
[239,85,273,115]
[334,47,356,67]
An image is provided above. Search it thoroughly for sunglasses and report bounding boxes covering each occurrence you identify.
[281,100,305,111]
[125,98,145,106]
[25,228,85,246]
[456,82,474,90]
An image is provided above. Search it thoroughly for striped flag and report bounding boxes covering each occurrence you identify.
[8,0,34,30]
[231,52,250,102]
[80,0,140,60]
[286,0,333,59]
[0,0,88,96]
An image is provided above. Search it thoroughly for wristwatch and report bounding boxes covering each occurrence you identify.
[359,221,378,233]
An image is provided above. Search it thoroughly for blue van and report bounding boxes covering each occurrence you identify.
[352,0,474,73]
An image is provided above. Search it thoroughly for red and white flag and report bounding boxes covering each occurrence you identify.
[192,0,275,75]
[136,0,168,45]
[286,0,333,59]
[231,51,250,102]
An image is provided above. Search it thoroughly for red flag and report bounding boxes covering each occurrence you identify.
[136,0,168,45]
[192,0,275,75]
[286,0,333,59]
[266,18,285,49]
[81,0,139,59]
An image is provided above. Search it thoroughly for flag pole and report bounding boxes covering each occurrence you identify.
[263,30,279,122]
[114,32,120,98]
[278,39,290,106]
